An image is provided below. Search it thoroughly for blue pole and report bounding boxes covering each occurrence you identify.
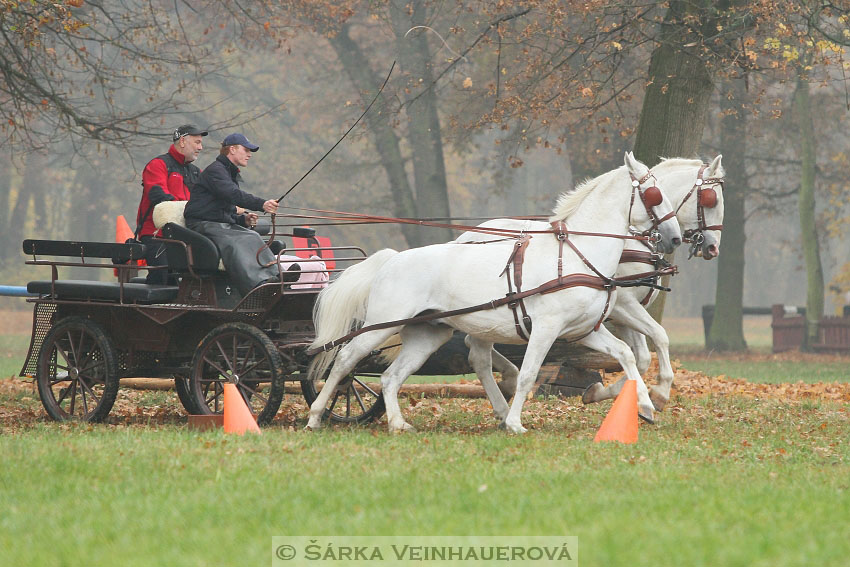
[0,285,35,297]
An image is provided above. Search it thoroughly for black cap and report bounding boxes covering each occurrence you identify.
[173,124,209,141]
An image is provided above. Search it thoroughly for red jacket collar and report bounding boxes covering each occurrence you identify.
[168,145,187,165]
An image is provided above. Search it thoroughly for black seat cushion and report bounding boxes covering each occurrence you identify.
[27,280,179,303]
[159,223,221,273]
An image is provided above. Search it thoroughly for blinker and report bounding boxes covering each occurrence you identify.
[642,186,663,207]
[699,188,717,208]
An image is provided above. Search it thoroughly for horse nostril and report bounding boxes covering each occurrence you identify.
[672,237,682,247]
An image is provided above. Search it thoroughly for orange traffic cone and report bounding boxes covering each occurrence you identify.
[223,383,261,435]
[116,215,134,243]
[593,379,639,444]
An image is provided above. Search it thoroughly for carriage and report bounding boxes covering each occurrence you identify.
[18,220,390,425]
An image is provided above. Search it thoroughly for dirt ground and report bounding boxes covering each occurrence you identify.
[2,309,848,427]
[0,309,33,335]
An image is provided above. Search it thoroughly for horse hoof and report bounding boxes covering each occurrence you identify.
[649,388,668,412]
[390,422,416,434]
[638,405,655,425]
[499,420,527,434]
[582,381,604,405]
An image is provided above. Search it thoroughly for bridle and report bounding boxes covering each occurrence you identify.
[627,170,676,241]
[675,164,724,257]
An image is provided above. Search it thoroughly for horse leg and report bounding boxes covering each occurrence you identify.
[464,335,518,398]
[465,336,510,421]
[584,302,675,412]
[576,326,655,423]
[382,324,454,433]
[502,330,560,434]
[306,328,399,430]
[621,326,652,375]
[582,327,648,406]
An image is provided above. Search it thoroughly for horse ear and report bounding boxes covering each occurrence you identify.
[706,154,723,177]
[624,151,644,178]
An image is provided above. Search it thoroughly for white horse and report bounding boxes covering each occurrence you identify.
[306,152,681,433]
[455,156,725,411]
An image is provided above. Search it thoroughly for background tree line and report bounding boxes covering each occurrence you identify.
[2,0,849,350]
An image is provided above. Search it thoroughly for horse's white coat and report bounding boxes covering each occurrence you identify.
[306,153,682,433]
[457,156,726,411]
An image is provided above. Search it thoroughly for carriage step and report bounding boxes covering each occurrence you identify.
[534,365,604,398]
[187,414,225,431]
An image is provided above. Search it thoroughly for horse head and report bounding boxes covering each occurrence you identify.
[624,152,682,254]
[676,155,725,260]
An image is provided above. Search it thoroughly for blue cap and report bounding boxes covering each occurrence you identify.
[221,133,259,152]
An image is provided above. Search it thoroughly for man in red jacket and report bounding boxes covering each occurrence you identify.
[136,124,208,284]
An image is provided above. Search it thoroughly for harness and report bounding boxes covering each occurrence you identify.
[618,247,677,305]
[676,164,724,258]
[306,176,678,354]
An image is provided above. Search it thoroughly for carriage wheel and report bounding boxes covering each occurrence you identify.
[173,375,203,415]
[36,317,119,422]
[189,323,284,425]
[301,370,386,425]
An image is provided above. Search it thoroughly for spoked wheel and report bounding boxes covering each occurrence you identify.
[174,375,202,415]
[36,317,119,422]
[301,370,386,425]
[189,323,284,425]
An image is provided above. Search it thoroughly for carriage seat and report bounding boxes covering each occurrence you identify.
[21,239,179,304]
[153,202,285,275]
[27,280,179,303]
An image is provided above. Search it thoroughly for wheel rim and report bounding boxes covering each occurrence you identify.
[192,330,277,418]
[305,371,385,424]
[40,327,110,420]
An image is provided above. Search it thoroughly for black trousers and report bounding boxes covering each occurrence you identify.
[140,235,171,285]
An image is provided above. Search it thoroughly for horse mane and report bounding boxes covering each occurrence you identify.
[653,156,725,178]
[549,166,624,221]
[651,157,703,174]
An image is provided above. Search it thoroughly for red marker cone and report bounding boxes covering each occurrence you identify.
[116,215,134,243]
[593,379,639,444]
[223,383,261,435]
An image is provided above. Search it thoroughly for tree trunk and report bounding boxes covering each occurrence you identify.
[793,77,823,345]
[3,154,39,263]
[707,78,747,351]
[390,1,453,244]
[632,1,716,322]
[328,25,423,247]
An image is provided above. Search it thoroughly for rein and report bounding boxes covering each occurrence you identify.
[268,206,659,242]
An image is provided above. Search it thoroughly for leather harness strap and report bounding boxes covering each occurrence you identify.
[677,164,724,244]
[307,178,682,354]
[500,234,534,340]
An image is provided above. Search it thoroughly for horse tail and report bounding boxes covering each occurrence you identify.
[308,248,398,380]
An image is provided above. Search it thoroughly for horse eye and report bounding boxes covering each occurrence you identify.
[699,188,718,208]
[643,186,663,207]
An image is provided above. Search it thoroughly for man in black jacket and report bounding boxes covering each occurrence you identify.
[184,133,281,295]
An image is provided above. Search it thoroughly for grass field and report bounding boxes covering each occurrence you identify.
[1,312,849,566]
[1,396,848,567]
